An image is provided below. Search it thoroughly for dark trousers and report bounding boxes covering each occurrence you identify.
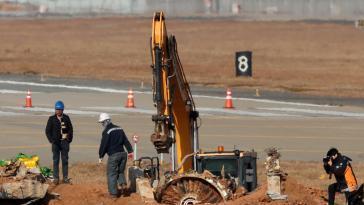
[328,183,349,205]
[107,152,127,195]
[347,184,363,205]
[52,141,70,180]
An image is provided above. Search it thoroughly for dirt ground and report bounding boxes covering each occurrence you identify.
[22,161,360,205]
[43,177,326,205]
[2,161,363,205]
[0,17,364,98]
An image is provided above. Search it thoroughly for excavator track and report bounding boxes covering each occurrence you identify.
[155,171,234,205]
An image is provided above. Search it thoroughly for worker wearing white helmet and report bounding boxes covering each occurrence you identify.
[98,113,133,198]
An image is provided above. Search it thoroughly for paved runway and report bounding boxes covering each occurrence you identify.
[1,75,364,166]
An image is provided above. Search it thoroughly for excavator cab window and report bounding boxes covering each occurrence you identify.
[196,152,258,192]
[199,158,238,178]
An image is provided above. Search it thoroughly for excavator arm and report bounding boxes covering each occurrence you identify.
[141,12,256,205]
[150,11,199,172]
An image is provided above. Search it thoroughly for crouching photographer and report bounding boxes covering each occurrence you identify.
[323,148,363,205]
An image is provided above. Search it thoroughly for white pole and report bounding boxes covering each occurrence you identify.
[193,120,199,170]
[171,131,176,171]
[134,142,137,161]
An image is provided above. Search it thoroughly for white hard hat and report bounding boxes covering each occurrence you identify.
[98,113,111,123]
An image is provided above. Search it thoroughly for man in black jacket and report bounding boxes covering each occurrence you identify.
[323,148,359,205]
[45,100,73,185]
[98,113,133,198]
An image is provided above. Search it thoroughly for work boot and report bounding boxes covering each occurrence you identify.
[62,178,71,184]
[109,194,118,200]
[53,179,59,185]
[118,184,129,196]
[117,184,123,191]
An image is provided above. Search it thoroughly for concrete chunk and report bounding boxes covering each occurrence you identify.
[136,178,154,200]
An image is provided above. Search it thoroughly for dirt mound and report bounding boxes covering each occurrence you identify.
[2,163,336,205]
[227,177,326,205]
[42,176,326,205]
[46,183,149,205]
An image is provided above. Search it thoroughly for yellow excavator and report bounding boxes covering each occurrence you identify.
[150,10,198,173]
[129,11,258,205]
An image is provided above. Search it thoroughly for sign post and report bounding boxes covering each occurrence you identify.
[235,51,253,77]
[132,135,139,161]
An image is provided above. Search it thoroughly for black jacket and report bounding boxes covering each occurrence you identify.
[45,114,73,144]
[324,154,358,191]
[99,123,133,158]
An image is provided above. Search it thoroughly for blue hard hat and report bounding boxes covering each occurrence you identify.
[55,100,64,110]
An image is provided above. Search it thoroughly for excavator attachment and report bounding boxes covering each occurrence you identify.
[155,171,234,205]
[150,12,172,154]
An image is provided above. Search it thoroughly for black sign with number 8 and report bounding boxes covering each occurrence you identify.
[235,51,252,77]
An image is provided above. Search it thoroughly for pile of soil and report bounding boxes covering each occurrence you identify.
[42,177,326,205]
[45,183,148,205]
[229,177,327,205]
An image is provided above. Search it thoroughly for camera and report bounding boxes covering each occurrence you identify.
[323,156,331,164]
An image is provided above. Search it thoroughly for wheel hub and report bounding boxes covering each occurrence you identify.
[180,194,199,205]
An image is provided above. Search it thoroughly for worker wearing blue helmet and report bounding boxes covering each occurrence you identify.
[45,100,73,185]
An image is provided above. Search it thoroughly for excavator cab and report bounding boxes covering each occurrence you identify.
[196,150,257,191]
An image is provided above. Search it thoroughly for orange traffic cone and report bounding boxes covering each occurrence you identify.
[224,88,234,109]
[25,89,33,108]
[125,88,135,108]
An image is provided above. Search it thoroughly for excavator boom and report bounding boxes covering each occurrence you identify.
[150,11,199,172]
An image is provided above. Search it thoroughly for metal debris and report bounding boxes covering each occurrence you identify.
[264,147,288,200]
[155,170,235,205]
[264,147,281,173]
[0,160,48,200]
